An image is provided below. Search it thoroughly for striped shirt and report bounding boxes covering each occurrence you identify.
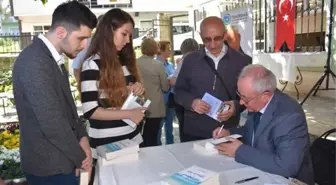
[81,54,141,159]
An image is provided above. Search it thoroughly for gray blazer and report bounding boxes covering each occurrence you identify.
[12,37,87,176]
[230,90,314,185]
[175,47,251,138]
[137,55,169,118]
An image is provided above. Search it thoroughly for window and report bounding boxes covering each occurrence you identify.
[33,25,51,35]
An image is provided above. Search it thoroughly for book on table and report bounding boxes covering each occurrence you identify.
[121,92,151,128]
[97,139,140,161]
[161,165,219,185]
[100,153,139,166]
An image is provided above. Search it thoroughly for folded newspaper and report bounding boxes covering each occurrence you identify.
[121,93,151,128]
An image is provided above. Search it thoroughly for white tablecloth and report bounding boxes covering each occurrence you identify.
[97,141,289,185]
[253,52,327,83]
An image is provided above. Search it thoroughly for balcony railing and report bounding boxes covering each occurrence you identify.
[77,0,133,9]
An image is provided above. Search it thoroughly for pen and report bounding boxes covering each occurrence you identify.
[235,176,259,184]
[217,124,224,138]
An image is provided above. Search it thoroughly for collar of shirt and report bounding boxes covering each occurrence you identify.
[259,93,274,114]
[38,34,64,67]
[204,44,227,69]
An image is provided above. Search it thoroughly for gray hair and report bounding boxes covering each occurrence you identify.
[180,38,199,55]
[238,64,277,93]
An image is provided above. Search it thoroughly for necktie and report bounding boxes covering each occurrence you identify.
[253,112,263,132]
[60,64,69,84]
[251,112,262,147]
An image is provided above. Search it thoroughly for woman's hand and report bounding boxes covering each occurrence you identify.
[128,82,145,96]
[129,107,147,124]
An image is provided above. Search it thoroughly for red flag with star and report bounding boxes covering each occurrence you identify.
[275,0,296,51]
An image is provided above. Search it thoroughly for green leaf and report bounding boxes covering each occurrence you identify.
[35,0,48,5]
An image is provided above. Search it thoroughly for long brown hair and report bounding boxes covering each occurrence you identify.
[84,8,140,107]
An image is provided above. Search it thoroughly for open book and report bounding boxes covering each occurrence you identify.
[193,134,242,154]
[121,93,151,128]
[201,93,230,122]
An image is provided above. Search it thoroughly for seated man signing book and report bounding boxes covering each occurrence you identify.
[212,65,314,185]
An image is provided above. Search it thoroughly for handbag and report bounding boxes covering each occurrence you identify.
[310,128,336,185]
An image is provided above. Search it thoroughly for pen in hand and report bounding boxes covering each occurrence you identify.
[235,176,259,184]
[216,124,224,139]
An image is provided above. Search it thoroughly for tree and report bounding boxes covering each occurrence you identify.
[0,0,11,21]
[35,0,48,4]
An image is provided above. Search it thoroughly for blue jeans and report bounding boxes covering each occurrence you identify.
[158,106,175,145]
[25,171,79,185]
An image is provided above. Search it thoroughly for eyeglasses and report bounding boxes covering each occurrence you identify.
[236,91,264,104]
[202,36,224,44]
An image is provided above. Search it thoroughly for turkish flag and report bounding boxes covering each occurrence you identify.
[275,0,296,52]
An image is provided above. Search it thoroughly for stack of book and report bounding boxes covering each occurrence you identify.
[97,139,140,166]
[161,165,219,185]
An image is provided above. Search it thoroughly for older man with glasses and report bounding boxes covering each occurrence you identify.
[213,64,314,185]
[174,16,251,142]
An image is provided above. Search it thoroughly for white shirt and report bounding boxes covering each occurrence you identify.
[259,93,274,114]
[38,34,64,71]
[205,44,227,70]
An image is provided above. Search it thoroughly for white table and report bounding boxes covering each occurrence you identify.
[97,141,289,185]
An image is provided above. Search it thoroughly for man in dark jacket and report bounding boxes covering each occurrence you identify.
[175,16,251,141]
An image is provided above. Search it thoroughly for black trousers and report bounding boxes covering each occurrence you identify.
[174,103,187,142]
[182,133,207,142]
[141,117,162,147]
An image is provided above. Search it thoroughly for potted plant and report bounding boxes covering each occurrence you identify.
[0,124,27,185]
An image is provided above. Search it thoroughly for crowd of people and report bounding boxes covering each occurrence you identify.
[6,1,314,185]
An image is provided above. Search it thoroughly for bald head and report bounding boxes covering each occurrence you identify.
[200,16,226,34]
[238,64,277,94]
[200,16,226,56]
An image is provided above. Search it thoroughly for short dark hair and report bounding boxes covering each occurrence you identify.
[51,1,97,31]
[141,39,158,57]
[158,41,171,55]
[180,38,199,55]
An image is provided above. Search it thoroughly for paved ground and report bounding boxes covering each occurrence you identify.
[1,92,335,143]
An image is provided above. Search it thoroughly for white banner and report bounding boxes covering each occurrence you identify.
[97,0,130,5]
[221,6,253,57]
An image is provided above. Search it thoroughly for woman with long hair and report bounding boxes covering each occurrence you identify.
[80,8,145,183]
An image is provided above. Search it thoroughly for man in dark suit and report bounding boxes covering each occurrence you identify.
[12,2,97,185]
[213,64,314,185]
[174,16,251,142]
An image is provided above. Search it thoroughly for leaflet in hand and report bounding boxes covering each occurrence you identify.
[201,93,230,122]
[162,165,219,185]
[79,169,89,185]
[121,93,151,128]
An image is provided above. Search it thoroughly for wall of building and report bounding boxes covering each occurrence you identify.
[12,0,192,17]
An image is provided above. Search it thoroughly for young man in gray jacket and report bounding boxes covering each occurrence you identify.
[12,2,97,184]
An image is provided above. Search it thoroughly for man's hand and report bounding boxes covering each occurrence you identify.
[215,137,243,157]
[79,137,92,171]
[217,101,235,121]
[191,99,210,114]
[212,127,230,139]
